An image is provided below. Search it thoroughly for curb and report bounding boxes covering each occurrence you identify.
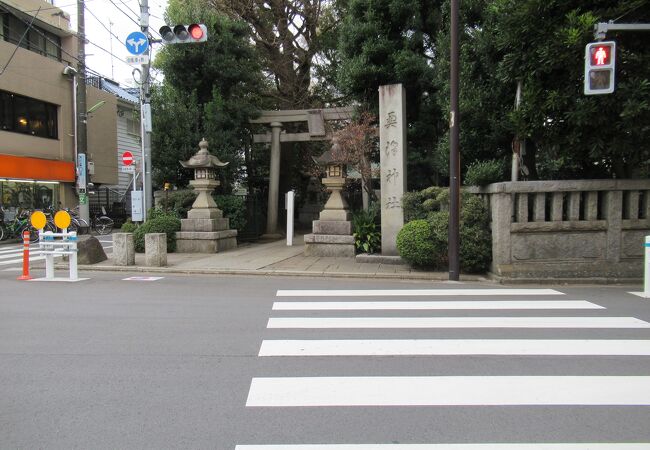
[70,264,489,282]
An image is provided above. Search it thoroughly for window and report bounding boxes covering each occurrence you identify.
[2,13,61,61]
[126,117,141,136]
[0,90,58,139]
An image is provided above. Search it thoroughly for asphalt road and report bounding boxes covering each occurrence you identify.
[1,271,649,449]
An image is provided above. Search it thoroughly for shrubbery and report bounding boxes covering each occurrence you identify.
[397,187,492,273]
[134,209,181,253]
[214,195,247,232]
[464,159,505,186]
[120,220,138,233]
[159,190,197,218]
[351,203,381,254]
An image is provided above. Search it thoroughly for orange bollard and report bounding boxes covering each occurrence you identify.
[17,230,32,281]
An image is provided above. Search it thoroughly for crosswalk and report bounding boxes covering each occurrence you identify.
[237,287,650,448]
[0,236,113,271]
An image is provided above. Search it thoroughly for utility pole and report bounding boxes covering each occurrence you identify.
[448,0,460,281]
[140,0,153,219]
[76,0,90,224]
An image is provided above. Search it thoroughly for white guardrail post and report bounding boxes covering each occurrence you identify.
[286,190,294,246]
[643,236,650,298]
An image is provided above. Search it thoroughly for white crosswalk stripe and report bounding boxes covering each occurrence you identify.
[239,288,650,448]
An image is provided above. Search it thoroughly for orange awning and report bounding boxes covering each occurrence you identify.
[0,154,75,182]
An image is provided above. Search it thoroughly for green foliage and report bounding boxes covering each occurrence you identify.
[396,219,438,267]
[352,203,381,254]
[120,220,138,233]
[464,159,506,186]
[398,186,492,272]
[134,211,181,253]
[159,190,198,218]
[213,195,247,232]
[152,5,268,190]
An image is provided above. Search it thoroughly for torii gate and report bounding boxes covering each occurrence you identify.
[250,106,354,238]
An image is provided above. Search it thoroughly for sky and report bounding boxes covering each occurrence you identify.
[56,0,168,87]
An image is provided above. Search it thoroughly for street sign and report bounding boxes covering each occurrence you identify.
[131,190,143,222]
[126,55,150,66]
[125,31,149,55]
[122,151,134,166]
[120,166,135,173]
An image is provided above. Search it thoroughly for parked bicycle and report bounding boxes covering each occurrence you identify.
[0,207,44,242]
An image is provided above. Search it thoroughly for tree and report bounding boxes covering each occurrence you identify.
[336,0,446,189]
[207,0,335,108]
[152,1,269,190]
[434,0,650,180]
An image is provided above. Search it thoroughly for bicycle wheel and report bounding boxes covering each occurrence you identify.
[0,224,5,241]
[76,218,90,235]
[94,216,114,235]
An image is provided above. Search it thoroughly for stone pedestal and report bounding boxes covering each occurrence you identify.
[304,176,355,257]
[145,233,167,267]
[175,179,238,253]
[113,233,135,266]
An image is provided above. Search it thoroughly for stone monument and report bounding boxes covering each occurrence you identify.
[379,83,407,255]
[304,145,355,257]
[175,138,238,253]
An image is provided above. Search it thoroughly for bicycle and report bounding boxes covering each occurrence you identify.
[0,207,43,243]
[91,207,114,235]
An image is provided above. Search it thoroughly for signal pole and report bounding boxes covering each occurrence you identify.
[140,0,152,219]
[76,0,90,224]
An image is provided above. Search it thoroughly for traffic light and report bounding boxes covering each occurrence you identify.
[584,41,615,95]
[159,24,208,44]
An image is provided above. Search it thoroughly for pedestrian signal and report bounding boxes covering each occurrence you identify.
[584,41,615,95]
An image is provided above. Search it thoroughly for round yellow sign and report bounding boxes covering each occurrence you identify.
[30,211,47,230]
[54,210,72,230]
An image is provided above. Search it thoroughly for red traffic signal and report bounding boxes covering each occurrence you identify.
[159,24,208,44]
[584,41,616,95]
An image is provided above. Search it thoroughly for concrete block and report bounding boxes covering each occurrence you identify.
[319,209,351,221]
[181,218,230,232]
[176,230,237,240]
[312,220,352,235]
[304,233,355,245]
[77,235,108,265]
[304,242,356,257]
[187,208,223,219]
[113,233,135,266]
[145,233,167,267]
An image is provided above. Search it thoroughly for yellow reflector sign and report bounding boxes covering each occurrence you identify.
[54,210,72,230]
[30,211,47,230]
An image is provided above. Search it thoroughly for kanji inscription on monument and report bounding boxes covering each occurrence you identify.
[379,83,407,255]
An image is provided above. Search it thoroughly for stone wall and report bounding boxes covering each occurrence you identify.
[470,180,650,283]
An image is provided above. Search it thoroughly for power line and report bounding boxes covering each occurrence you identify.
[107,0,163,39]
[84,4,122,43]
[0,7,41,76]
[1,0,98,15]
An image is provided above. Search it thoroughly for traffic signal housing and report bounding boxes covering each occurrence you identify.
[584,41,616,95]
[159,24,208,44]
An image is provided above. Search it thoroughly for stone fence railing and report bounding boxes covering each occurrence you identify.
[469,180,650,282]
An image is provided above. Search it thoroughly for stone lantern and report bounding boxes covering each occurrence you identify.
[175,138,238,253]
[313,147,350,222]
[304,141,355,257]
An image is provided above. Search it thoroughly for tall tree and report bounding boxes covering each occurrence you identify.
[207,0,335,108]
[152,1,269,189]
[336,0,446,189]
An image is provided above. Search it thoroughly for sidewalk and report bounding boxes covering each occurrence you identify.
[80,234,487,281]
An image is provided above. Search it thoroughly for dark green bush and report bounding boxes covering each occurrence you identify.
[464,159,505,186]
[214,195,247,232]
[397,187,492,273]
[120,220,138,233]
[134,212,181,253]
[352,203,381,254]
[159,190,197,218]
[396,220,437,267]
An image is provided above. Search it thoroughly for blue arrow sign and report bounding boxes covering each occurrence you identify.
[125,31,149,55]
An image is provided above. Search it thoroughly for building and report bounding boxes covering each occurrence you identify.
[0,0,117,218]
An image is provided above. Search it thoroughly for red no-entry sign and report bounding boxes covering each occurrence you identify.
[122,151,134,166]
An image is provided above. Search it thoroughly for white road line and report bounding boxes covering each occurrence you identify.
[246,376,650,406]
[235,445,650,450]
[272,300,603,311]
[276,289,564,297]
[0,247,22,255]
[266,316,650,329]
[259,339,650,356]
